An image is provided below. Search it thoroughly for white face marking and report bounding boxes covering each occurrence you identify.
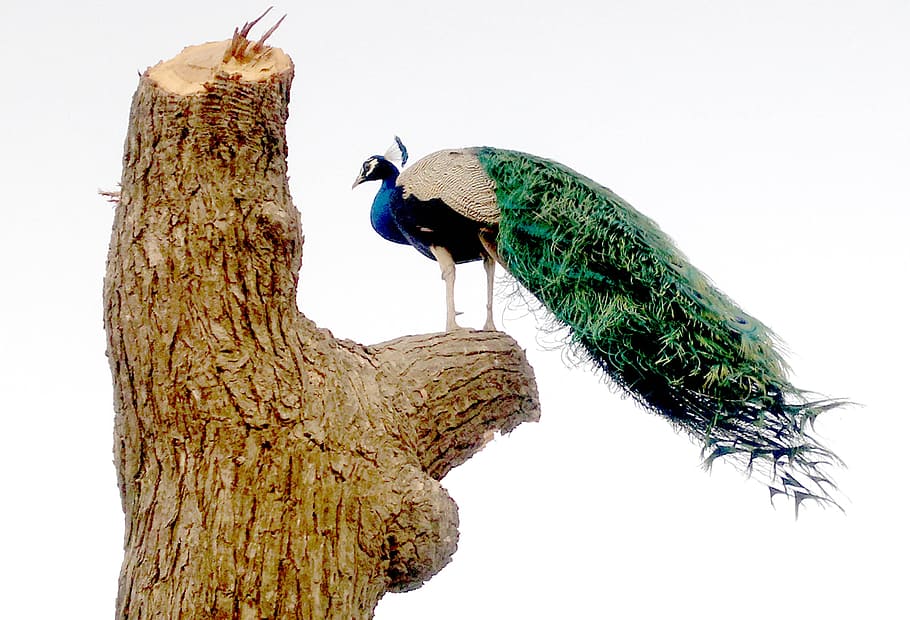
[354,157,382,188]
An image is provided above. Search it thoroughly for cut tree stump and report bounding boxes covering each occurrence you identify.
[104,24,539,620]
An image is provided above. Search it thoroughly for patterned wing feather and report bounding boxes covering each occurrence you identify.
[398,148,500,225]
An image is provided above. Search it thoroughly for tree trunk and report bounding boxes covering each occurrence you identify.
[104,33,539,619]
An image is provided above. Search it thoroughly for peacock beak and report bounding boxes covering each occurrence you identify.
[352,174,366,189]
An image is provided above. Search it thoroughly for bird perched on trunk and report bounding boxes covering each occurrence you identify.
[353,137,844,512]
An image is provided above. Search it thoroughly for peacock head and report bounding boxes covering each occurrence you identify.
[352,136,409,188]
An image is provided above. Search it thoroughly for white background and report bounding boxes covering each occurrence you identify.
[1,1,907,617]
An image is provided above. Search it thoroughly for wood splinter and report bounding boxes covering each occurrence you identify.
[222,6,287,63]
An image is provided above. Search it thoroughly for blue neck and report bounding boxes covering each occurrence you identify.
[370,176,409,245]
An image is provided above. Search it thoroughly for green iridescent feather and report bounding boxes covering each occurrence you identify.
[477,147,843,511]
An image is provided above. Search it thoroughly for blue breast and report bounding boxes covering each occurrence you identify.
[370,179,409,245]
[370,177,485,264]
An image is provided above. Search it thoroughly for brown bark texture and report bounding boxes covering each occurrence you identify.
[103,36,540,619]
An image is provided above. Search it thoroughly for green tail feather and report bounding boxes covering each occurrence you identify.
[478,147,844,511]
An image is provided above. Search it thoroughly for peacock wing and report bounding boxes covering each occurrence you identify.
[398,148,500,225]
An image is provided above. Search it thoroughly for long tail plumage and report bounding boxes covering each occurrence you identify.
[479,148,844,511]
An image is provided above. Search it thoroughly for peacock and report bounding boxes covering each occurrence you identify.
[352,137,844,511]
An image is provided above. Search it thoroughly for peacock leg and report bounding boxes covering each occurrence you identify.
[478,231,500,331]
[429,245,460,332]
[481,253,496,330]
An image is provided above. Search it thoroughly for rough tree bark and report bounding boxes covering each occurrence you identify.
[103,24,539,620]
